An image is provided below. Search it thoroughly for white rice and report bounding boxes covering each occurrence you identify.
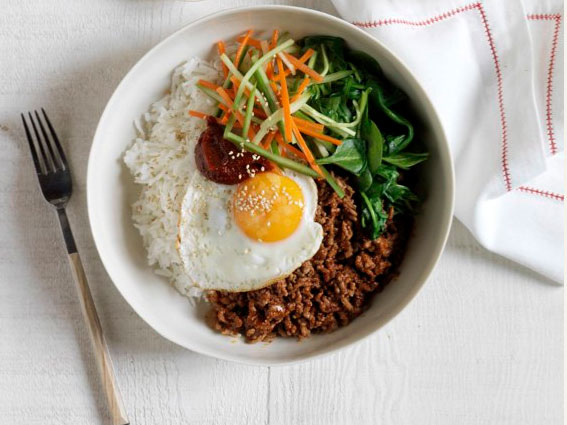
[123,57,223,297]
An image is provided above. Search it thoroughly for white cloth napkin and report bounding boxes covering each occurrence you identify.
[331,0,564,283]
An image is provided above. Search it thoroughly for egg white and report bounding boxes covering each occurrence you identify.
[177,169,323,292]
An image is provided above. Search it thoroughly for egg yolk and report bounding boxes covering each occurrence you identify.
[232,172,304,242]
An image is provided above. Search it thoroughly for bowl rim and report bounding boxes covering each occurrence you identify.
[87,4,455,366]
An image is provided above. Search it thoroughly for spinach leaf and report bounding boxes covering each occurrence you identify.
[348,51,407,107]
[346,49,383,78]
[383,152,428,169]
[384,183,419,212]
[374,163,400,182]
[366,180,387,198]
[380,87,408,108]
[297,35,426,241]
[361,119,384,174]
[384,134,404,153]
[357,168,373,191]
[366,165,396,200]
[301,36,347,67]
[310,94,353,123]
[367,80,414,153]
[360,192,389,239]
[317,138,367,175]
[368,164,419,212]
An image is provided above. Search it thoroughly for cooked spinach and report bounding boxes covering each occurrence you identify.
[382,152,428,169]
[298,35,428,239]
[361,119,383,174]
[317,138,367,175]
[361,192,389,239]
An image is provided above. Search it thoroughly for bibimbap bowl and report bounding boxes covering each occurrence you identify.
[87,6,454,365]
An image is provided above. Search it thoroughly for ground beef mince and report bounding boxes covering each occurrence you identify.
[207,174,412,342]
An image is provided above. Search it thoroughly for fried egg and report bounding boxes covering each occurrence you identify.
[177,170,323,291]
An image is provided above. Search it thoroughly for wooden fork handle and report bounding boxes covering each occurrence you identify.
[58,209,129,425]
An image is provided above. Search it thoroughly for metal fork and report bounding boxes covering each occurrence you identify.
[21,110,129,425]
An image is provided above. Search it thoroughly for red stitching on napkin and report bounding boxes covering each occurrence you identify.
[352,3,513,190]
[527,13,562,156]
[518,186,564,201]
[353,3,479,27]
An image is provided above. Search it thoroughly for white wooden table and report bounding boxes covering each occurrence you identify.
[0,1,562,424]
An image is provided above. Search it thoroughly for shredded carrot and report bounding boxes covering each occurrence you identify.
[291,122,323,175]
[297,126,342,146]
[245,127,256,140]
[188,110,209,120]
[292,115,323,132]
[229,75,240,89]
[270,29,279,49]
[290,77,311,103]
[266,60,274,80]
[300,48,315,62]
[231,75,252,99]
[236,35,262,49]
[278,52,296,75]
[269,80,280,96]
[218,105,230,125]
[234,30,252,67]
[198,79,220,91]
[283,52,324,82]
[217,41,226,55]
[261,131,276,149]
[208,33,332,166]
[211,106,239,127]
[275,132,307,160]
[245,126,256,140]
[217,41,228,78]
[215,87,252,136]
[188,110,225,125]
[264,30,279,80]
[260,40,269,55]
[274,133,286,157]
[277,58,292,143]
[216,87,235,106]
[283,49,315,77]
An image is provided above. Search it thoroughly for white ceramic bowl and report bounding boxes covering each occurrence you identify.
[87,6,454,365]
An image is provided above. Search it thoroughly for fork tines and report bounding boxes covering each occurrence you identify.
[21,109,67,175]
